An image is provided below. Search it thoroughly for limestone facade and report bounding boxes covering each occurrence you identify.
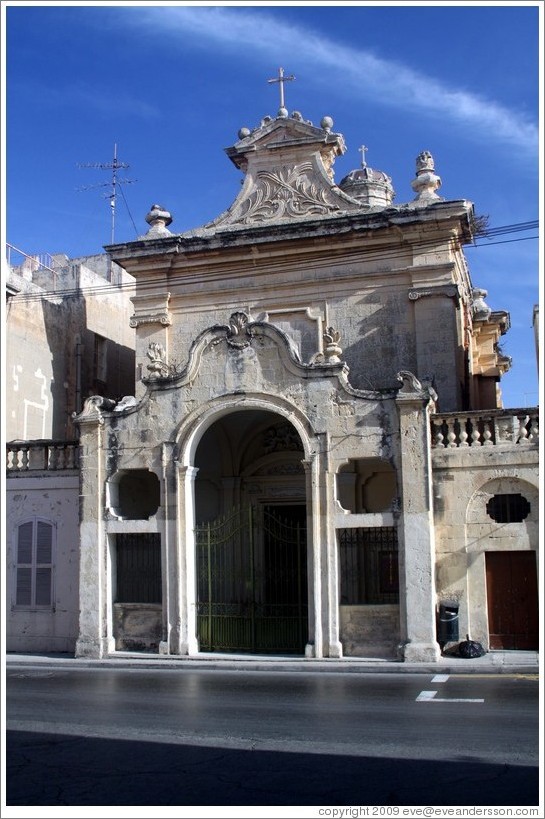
[6,101,539,660]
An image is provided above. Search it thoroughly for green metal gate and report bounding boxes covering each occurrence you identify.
[196,505,308,654]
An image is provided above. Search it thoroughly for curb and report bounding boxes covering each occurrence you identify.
[5,653,540,675]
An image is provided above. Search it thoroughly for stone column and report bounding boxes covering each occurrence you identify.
[304,434,343,659]
[395,372,441,662]
[302,454,321,658]
[75,407,108,658]
[322,438,343,658]
[176,464,200,655]
[158,442,177,654]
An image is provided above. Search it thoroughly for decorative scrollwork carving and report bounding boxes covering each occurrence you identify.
[396,370,423,393]
[263,423,304,453]
[227,311,253,348]
[129,313,172,328]
[408,286,458,301]
[146,342,170,378]
[73,394,116,423]
[228,163,342,225]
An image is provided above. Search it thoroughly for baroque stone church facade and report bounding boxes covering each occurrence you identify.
[16,87,537,662]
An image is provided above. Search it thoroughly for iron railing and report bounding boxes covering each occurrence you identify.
[195,505,308,654]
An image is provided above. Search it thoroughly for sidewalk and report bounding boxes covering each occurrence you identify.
[5,649,540,675]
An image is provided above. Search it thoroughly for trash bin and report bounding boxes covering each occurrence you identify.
[438,600,459,648]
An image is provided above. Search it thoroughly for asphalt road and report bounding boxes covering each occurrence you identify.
[5,664,540,808]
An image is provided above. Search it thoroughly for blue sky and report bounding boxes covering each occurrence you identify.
[3,1,541,408]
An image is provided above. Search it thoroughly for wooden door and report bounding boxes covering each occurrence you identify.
[485,551,538,650]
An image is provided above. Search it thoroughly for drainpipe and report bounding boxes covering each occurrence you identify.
[75,334,82,414]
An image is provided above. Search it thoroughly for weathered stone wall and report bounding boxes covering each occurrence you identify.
[339,605,400,658]
[432,446,539,648]
[6,256,135,442]
[6,296,61,440]
[113,603,162,651]
[129,230,467,411]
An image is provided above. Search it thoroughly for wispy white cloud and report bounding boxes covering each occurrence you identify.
[133,6,538,154]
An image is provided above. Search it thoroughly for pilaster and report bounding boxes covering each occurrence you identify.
[395,372,441,662]
[176,464,200,655]
[75,414,108,658]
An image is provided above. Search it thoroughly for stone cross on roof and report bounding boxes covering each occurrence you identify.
[359,145,368,169]
[267,67,295,110]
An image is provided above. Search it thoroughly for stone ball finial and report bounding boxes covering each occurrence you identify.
[277,107,289,118]
[321,116,334,132]
[238,127,251,139]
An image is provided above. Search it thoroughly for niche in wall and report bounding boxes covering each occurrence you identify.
[108,470,160,520]
[337,458,397,513]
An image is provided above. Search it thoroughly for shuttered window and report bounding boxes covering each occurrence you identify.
[15,519,54,607]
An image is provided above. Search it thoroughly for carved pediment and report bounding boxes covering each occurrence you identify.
[208,112,363,228]
[217,161,350,226]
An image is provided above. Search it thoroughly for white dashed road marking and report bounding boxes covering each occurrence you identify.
[416,690,438,701]
[416,689,484,703]
[416,677,484,702]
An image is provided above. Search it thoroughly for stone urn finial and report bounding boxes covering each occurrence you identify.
[411,150,442,202]
[143,204,173,238]
[323,326,343,363]
[471,287,492,320]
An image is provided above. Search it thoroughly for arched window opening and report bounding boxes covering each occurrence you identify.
[486,493,530,523]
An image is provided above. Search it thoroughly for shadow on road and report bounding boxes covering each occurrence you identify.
[6,729,539,807]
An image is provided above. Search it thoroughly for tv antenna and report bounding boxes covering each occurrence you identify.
[77,143,137,244]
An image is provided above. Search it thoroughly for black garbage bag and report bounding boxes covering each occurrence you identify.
[458,634,486,658]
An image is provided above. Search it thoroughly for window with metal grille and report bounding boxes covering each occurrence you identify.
[115,534,162,603]
[486,493,530,523]
[338,527,399,605]
[15,519,54,607]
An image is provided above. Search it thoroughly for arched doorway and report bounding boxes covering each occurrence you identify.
[193,410,308,654]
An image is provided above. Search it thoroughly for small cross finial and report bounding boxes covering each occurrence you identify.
[267,67,295,110]
[359,145,369,168]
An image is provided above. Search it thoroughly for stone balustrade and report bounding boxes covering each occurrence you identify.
[431,408,539,449]
[6,440,80,472]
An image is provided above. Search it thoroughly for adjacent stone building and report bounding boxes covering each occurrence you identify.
[5,250,135,652]
[6,92,539,661]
